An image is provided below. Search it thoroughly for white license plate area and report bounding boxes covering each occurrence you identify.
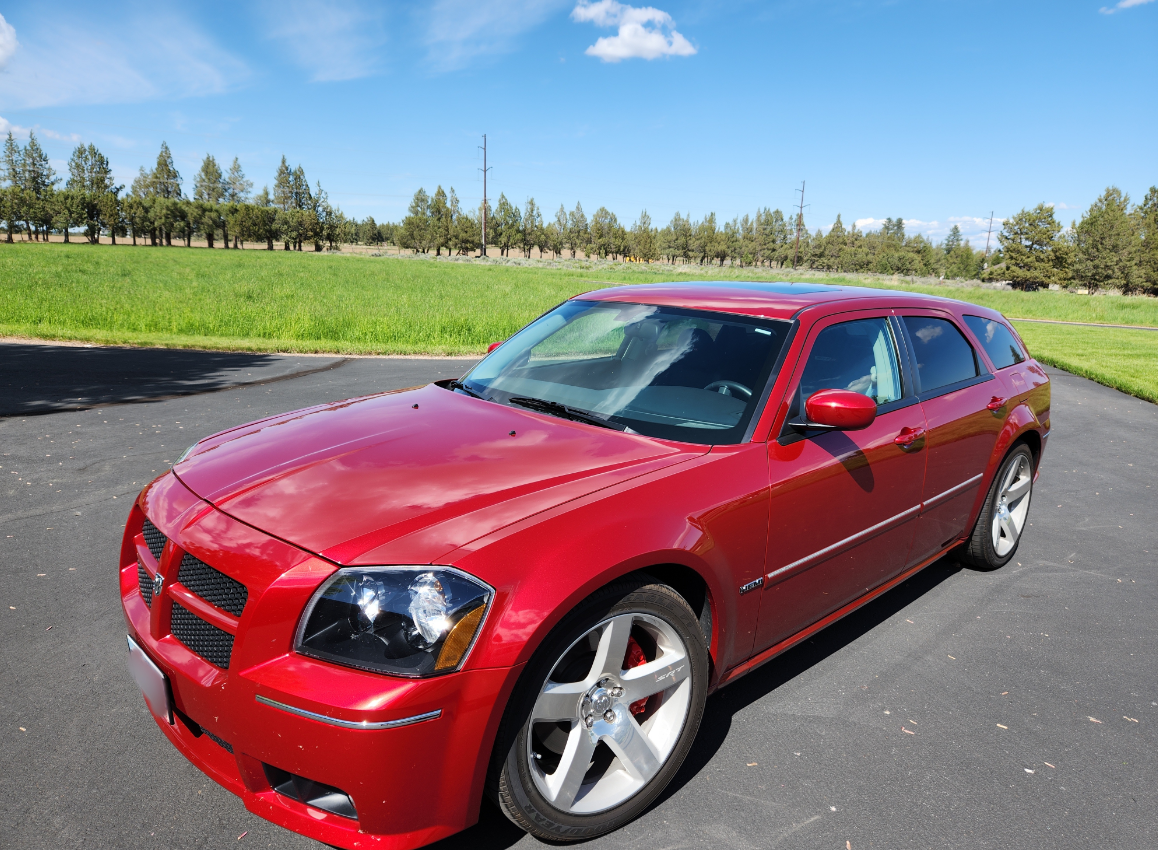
[127,635,172,724]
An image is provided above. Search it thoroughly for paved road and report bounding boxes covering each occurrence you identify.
[0,351,1154,850]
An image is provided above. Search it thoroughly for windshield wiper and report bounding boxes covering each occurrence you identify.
[509,397,628,431]
[447,379,487,400]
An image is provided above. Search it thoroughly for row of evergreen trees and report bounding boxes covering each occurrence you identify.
[392,185,1158,293]
[395,186,994,280]
[0,133,354,251]
[2,131,1155,294]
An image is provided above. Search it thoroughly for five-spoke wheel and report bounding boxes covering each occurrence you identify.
[492,580,708,842]
[960,443,1035,570]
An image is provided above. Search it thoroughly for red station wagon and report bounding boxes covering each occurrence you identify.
[122,281,1050,848]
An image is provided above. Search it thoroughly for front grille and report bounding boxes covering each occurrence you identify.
[177,553,248,617]
[171,601,235,669]
[137,563,153,607]
[142,518,167,561]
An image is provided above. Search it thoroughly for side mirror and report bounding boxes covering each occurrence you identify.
[791,389,877,432]
[486,341,504,354]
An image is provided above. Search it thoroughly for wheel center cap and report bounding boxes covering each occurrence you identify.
[593,689,613,715]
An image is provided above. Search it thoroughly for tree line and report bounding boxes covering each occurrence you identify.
[2,131,1155,294]
[0,133,360,251]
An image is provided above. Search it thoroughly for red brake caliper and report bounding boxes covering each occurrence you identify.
[623,636,649,716]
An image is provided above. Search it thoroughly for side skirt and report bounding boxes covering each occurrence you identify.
[715,541,962,689]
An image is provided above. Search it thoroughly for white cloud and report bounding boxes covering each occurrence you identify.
[0,115,81,144]
[1099,0,1155,13]
[0,14,247,109]
[0,115,32,138]
[0,14,18,70]
[848,215,1004,245]
[262,0,389,82]
[423,0,566,70]
[572,1,696,62]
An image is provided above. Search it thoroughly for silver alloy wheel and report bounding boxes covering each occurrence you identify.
[527,613,692,815]
[991,453,1032,557]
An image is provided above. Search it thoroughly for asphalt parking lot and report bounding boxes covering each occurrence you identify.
[1,345,1155,850]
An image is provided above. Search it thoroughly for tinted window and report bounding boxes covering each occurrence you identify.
[799,318,903,406]
[963,315,1026,370]
[902,316,978,394]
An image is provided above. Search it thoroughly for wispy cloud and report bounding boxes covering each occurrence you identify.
[1,114,81,143]
[0,14,17,70]
[422,0,567,71]
[1099,0,1154,13]
[262,0,389,81]
[0,13,248,109]
[848,215,1003,244]
[571,0,695,62]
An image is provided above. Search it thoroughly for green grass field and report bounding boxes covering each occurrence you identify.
[2,242,1155,402]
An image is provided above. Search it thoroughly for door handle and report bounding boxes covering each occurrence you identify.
[894,426,926,450]
[986,396,1007,412]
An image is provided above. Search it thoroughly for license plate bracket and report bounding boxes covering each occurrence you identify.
[127,635,173,724]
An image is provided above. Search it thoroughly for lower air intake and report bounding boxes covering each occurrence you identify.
[170,602,234,669]
[263,764,358,820]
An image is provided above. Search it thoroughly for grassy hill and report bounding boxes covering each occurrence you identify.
[2,242,1155,401]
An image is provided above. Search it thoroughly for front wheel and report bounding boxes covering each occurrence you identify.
[959,443,1035,570]
[492,580,708,842]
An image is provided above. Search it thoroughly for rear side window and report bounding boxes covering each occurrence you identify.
[962,315,1026,370]
[902,316,978,394]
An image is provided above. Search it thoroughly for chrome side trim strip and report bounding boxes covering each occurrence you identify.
[255,696,441,730]
[922,473,983,510]
[767,504,922,582]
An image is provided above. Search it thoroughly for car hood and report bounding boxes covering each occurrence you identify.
[174,383,704,565]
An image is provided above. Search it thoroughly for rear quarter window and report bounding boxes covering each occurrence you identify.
[902,316,979,394]
[962,315,1026,370]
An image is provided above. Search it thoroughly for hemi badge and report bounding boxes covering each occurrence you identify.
[739,577,765,595]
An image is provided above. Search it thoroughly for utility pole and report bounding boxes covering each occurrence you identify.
[478,134,492,257]
[983,211,995,267]
[792,180,807,269]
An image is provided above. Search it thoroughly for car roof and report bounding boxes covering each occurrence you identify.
[579,280,993,322]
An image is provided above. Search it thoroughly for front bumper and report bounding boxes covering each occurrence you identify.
[120,474,520,849]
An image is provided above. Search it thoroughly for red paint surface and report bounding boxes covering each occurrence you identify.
[121,283,1048,850]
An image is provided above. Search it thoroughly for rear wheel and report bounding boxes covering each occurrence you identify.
[959,443,1034,570]
[492,579,708,842]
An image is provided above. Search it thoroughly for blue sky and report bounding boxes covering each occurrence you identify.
[0,0,1155,247]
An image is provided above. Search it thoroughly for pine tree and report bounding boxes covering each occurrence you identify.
[225,158,252,204]
[992,204,1069,290]
[1137,186,1158,295]
[151,142,183,200]
[632,209,657,262]
[273,157,293,212]
[430,185,449,255]
[193,154,225,204]
[1073,187,1142,294]
[944,224,962,253]
[566,202,588,258]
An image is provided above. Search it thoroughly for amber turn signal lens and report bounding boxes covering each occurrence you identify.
[435,605,486,671]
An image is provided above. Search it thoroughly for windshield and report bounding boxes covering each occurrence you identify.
[458,300,790,444]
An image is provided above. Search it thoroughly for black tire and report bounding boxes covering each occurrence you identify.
[959,443,1035,571]
[489,578,709,842]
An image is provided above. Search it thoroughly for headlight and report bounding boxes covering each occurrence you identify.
[295,567,493,677]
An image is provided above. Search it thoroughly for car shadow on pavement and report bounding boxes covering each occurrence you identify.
[0,342,341,416]
[423,557,963,849]
[659,555,964,806]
